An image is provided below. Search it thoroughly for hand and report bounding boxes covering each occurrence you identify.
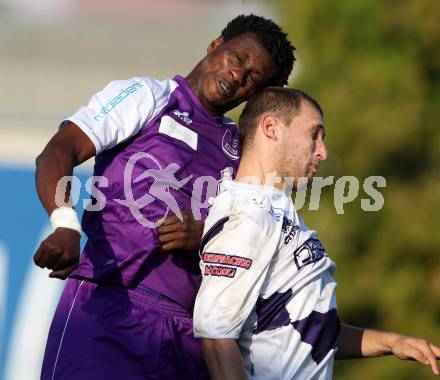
[34,227,80,279]
[157,210,204,252]
[387,333,440,375]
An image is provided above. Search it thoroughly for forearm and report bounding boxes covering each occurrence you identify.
[201,338,247,380]
[36,148,76,215]
[336,323,397,359]
[35,122,96,215]
[336,323,440,374]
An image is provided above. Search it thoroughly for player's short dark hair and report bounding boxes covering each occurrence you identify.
[238,87,323,152]
[221,14,295,86]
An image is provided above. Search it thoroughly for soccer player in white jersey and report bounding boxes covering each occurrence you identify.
[193,87,440,379]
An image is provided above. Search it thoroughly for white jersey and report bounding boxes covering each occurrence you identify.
[193,180,340,380]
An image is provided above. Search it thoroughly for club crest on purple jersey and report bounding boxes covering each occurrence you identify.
[222,129,240,160]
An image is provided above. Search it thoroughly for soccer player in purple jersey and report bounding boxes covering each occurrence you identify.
[33,15,295,380]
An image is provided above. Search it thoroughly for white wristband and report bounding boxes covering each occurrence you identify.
[50,207,82,234]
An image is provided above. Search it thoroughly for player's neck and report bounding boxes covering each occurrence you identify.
[235,152,283,191]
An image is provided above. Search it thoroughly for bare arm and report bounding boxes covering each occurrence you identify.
[201,338,247,380]
[336,323,440,375]
[34,122,96,279]
[35,121,96,214]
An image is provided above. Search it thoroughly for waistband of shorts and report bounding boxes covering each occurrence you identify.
[74,276,191,318]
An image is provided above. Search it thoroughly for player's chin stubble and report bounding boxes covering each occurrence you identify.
[278,144,309,182]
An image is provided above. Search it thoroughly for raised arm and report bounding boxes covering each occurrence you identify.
[336,323,440,375]
[33,76,161,278]
[34,122,95,279]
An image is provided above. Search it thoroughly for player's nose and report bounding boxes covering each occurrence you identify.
[231,67,246,86]
[316,139,328,161]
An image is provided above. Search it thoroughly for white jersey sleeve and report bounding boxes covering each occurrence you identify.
[193,211,279,339]
[62,76,176,153]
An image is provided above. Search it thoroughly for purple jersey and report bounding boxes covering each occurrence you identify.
[64,75,240,310]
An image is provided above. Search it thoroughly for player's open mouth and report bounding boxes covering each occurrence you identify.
[216,78,232,97]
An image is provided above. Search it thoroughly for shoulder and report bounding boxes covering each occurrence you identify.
[139,76,178,98]
[98,76,177,102]
[129,76,178,101]
[65,76,180,153]
[207,181,287,240]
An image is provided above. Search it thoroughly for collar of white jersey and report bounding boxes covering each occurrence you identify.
[222,179,291,200]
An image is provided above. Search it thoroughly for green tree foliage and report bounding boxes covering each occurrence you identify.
[272,1,440,378]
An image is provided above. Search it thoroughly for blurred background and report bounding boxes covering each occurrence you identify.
[0,0,439,379]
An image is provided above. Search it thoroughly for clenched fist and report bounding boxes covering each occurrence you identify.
[34,227,80,279]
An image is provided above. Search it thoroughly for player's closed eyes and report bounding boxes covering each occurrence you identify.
[234,52,243,63]
[247,75,256,86]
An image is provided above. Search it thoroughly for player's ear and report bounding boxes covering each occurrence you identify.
[207,36,224,54]
[260,115,279,142]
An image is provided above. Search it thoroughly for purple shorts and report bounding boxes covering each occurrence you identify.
[41,277,210,380]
